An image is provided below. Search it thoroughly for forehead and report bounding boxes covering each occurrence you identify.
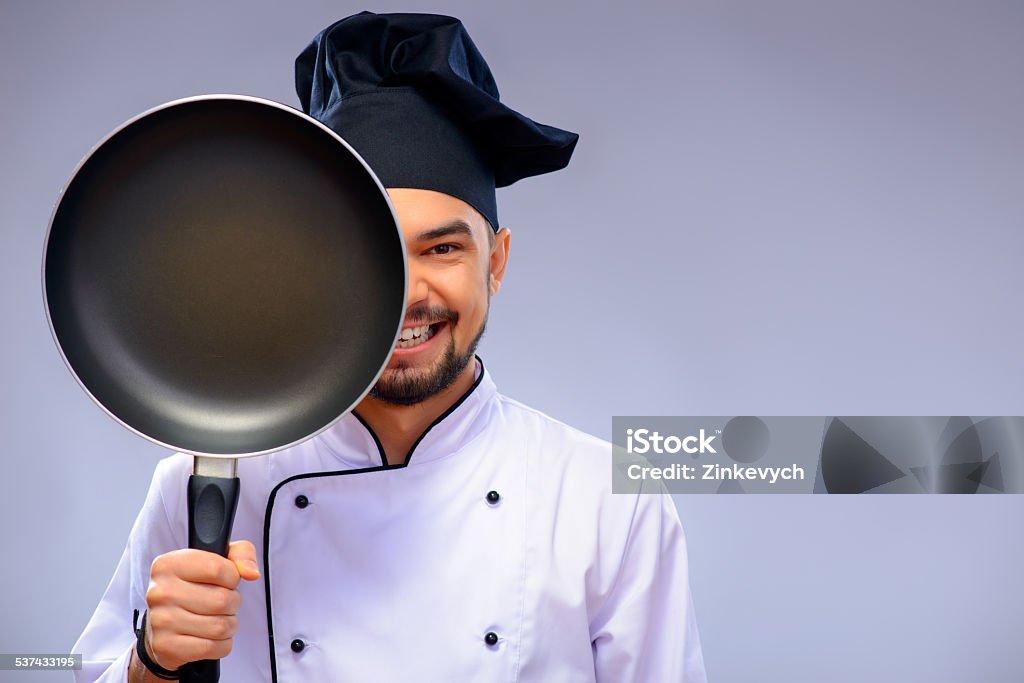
[385,187,489,240]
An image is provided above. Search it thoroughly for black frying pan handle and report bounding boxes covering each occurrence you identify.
[180,474,241,683]
[186,474,240,553]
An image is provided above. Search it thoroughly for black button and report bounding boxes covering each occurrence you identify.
[290,639,305,653]
[484,631,499,646]
[295,495,308,509]
[486,490,500,504]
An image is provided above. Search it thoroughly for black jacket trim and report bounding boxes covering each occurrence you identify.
[350,410,389,467]
[262,354,487,683]
[400,354,487,465]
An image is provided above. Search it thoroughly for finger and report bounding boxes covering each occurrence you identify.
[150,606,237,641]
[166,550,242,589]
[164,580,242,616]
[227,540,260,581]
[150,632,234,669]
[179,583,242,617]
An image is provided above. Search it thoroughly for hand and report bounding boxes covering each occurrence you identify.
[144,540,260,671]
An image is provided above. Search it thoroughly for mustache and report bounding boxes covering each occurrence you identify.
[403,304,458,326]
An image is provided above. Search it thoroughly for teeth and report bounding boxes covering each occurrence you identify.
[397,323,437,349]
[400,325,430,339]
[400,326,422,340]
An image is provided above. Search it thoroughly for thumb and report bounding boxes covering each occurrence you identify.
[227,540,260,581]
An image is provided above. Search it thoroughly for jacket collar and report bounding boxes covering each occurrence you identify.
[315,355,496,469]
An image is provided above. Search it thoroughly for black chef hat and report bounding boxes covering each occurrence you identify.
[295,11,579,232]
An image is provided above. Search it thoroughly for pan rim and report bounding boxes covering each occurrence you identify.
[40,93,409,459]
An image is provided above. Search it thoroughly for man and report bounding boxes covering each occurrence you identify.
[73,11,707,682]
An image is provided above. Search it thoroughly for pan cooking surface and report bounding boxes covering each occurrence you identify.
[45,98,405,455]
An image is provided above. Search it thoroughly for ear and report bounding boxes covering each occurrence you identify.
[489,227,511,296]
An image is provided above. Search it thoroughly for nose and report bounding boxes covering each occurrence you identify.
[406,255,430,307]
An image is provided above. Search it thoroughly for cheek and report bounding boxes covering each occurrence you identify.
[435,266,488,323]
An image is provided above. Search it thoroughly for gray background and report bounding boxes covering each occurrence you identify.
[2,1,1022,681]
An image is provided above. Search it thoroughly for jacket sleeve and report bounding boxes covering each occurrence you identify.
[588,482,708,682]
[72,455,188,683]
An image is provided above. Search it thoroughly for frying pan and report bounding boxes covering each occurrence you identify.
[43,95,407,681]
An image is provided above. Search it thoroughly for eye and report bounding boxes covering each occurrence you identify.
[430,243,460,255]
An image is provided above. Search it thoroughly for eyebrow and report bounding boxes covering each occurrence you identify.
[414,219,475,243]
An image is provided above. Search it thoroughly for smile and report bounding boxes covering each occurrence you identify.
[396,322,442,349]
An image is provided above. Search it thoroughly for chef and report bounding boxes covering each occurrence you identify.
[72,11,708,683]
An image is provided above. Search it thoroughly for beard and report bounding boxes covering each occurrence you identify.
[369,304,488,406]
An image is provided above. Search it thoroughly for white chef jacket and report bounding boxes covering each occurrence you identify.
[72,356,707,682]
